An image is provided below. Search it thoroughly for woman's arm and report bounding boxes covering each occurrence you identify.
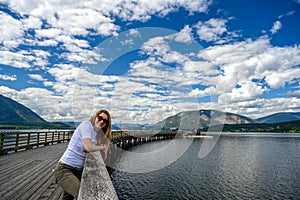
[83,138,106,153]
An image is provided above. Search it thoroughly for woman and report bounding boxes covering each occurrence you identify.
[53,110,111,200]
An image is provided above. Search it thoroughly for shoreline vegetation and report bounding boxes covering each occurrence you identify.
[198,120,300,133]
[0,124,75,130]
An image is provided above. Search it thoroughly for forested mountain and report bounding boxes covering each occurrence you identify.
[256,112,300,123]
[154,110,256,131]
[0,94,73,129]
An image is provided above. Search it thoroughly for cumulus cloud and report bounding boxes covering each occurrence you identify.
[28,74,46,81]
[225,97,300,119]
[0,12,24,48]
[197,37,300,104]
[202,37,299,74]
[194,18,228,42]
[110,0,211,21]
[172,25,194,43]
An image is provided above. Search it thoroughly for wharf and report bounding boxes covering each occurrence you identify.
[0,143,68,200]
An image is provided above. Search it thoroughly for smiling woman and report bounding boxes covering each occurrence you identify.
[53,109,112,200]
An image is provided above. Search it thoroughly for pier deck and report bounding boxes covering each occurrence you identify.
[0,143,68,200]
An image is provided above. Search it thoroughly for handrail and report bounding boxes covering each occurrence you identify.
[0,130,74,155]
[0,129,181,155]
[78,151,118,200]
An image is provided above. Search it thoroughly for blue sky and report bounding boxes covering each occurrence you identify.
[0,0,300,125]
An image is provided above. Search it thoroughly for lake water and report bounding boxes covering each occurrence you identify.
[109,133,300,200]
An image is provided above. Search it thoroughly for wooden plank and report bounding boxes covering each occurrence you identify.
[0,160,46,198]
[0,143,68,200]
[11,160,55,200]
[33,178,60,200]
[47,185,64,200]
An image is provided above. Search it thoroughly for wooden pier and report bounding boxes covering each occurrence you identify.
[0,142,68,200]
[0,129,184,199]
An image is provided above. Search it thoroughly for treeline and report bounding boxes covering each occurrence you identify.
[0,122,74,130]
[200,120,300,133]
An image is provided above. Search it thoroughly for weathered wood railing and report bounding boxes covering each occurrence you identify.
[0,130,74,155]
[79,151,118,200]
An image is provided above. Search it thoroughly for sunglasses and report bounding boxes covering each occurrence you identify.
[98,115,108,124]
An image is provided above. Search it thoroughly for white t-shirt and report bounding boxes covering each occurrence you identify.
[60,121,96,168]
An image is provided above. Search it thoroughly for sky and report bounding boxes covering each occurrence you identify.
[0,0,300,126]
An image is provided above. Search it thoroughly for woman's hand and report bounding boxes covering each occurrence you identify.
[97,143,106,150]
[97,143,108,160]
[101,149,108,161]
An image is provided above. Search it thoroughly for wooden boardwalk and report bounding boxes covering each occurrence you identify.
[0,143,68,200]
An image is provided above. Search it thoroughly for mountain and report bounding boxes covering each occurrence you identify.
[0,94,73,129]
[0,94,48,126]
[154,109,256,131]
[256,112,300,123]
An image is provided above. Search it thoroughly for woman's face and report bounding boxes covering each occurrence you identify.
[95,112,108,130]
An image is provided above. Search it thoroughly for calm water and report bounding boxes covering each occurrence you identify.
[109,133,300,200]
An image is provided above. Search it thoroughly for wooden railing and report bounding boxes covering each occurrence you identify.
[0,130,74,155]
[0,129,182,156]
[79,151,118,200]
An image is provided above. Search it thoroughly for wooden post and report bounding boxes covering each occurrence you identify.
[52,131,54,145]
[37,132,40,147]
[27,132,30,146]
[78,151,118,200]
[0,133,4,152]
[15,133,19,152]
[45,132,48,145]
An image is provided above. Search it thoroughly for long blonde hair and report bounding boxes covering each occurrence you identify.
[89,110,111,146]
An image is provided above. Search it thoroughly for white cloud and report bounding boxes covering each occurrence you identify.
[0,0,210,71]
[287,90,300,98]
[111,0,211,21]
[195,18,228,42]
[0,86,19,97]
[200,37,300,83]
[0,74,17,81]
[28,74,46,81]
[141,34,191,65]
[21,16,42,29]
[225,97,300,119]
[172,25,194,43]
[0,50,31,68]
[219,81,266,103]
[35,28,62,39]
[0,12,24,48]
[188,86,217,98]
[270,20,282,34]
[197,37,300,105]
[36,39,58,47]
